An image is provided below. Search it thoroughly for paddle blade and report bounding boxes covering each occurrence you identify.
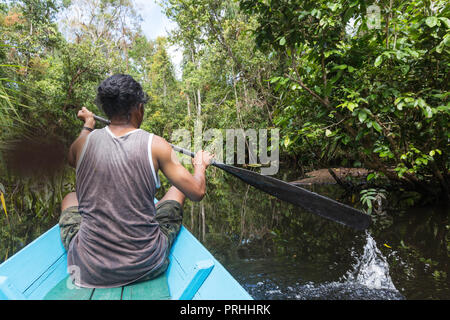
[214,163,371,231]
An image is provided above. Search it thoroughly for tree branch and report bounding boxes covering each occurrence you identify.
[284,72,331,109]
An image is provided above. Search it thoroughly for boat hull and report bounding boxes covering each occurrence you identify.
[0,224,252,300]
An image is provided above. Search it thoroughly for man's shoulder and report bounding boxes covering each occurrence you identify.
[151,134,165,144]
[150,134,171,157]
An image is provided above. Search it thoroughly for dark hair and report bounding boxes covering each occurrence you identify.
[95,74,148,119]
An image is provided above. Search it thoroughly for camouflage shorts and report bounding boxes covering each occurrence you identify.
[59,199,183,281]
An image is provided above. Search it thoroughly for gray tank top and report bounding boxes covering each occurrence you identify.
[67,127,166,288]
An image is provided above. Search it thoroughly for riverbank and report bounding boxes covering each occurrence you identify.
[290,168,370,186]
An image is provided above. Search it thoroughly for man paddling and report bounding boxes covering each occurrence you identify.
[59,74,214,288]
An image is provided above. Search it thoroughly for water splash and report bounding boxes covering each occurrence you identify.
[343,231,397,291]
[241,231,405,300]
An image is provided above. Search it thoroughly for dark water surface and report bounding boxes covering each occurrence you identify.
[184,173,449,300]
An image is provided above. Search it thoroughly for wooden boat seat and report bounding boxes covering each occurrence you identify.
[42,259,215,300]
[43,272,171,300]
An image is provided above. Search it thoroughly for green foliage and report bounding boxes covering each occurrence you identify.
[161,0,276,137]
[241,0,450,201]
[140,37,185,138]
[360,188,387,214]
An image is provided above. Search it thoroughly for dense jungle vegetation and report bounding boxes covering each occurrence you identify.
[0,0,448,265]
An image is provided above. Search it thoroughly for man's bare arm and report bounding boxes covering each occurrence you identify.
[68,107,96,168]
[152,136,213,201]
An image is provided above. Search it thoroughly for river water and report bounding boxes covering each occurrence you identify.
[183,170,449,300]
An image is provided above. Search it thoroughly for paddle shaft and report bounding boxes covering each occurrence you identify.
[93,114,111,125]
[170,144,220,167]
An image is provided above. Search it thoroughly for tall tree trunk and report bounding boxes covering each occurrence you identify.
[190,203,194,231]
[200,202,205,242]
[197,89,202,118]
[186,94,191,117]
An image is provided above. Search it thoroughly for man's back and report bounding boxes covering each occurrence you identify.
[67,127,166,288]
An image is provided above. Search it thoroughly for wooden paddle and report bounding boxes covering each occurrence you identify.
[93,114,371,231]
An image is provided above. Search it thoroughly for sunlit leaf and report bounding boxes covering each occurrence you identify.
[374,55,383,67]
[425,16,438,28]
